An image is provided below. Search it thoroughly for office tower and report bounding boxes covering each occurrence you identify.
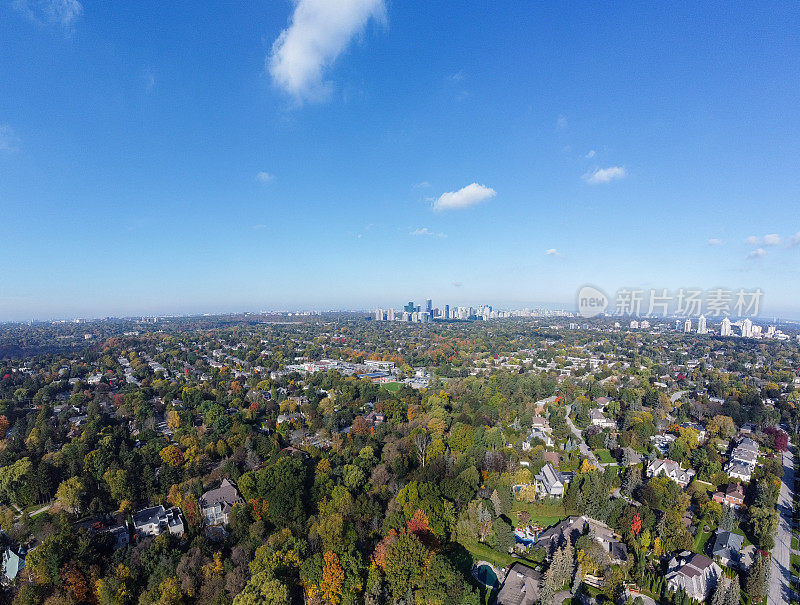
[387,308,395,321]
[697,315,707,334]
[741,318,753,338]
[445,304,450,319]
[684,318,692,333]
[404,301,415,313]
[720,317,732,336]
[375,308,383,321]
[426,299,432,313]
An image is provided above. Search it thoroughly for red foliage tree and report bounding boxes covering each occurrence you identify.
[631,512,642,536]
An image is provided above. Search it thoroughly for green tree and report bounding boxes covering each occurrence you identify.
[383,532,428,599]
[232,572,290,605]
[56,476,85,515]
[746,551,769,603]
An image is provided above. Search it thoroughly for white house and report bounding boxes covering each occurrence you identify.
[665,551,721,602]
[647,459,695,487]
[132,506,185,538]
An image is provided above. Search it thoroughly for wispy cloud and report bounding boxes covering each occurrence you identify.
[585,149,596,159]
[790,231,800,247]
[412,181,430,189]
[268,0,385,102]
[410,227,446,238]
[13,0,82,30]
[142,68,155,94]
[452,281,463,288]
[256,171,275,183]
[0,125,19,153]
[433,183,496,211]
[252,224,268,230]
[745,233,781,246]
[583,166,626,184]
[556,114,568,130]
[747,248,767,259]
[545,248,563,257]
[708,238,724,246]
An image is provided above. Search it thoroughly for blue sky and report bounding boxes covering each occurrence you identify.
[1,1,799,321]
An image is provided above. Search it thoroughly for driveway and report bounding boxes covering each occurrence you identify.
[768,443,794,605]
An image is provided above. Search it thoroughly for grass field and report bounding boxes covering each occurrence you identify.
[693,529,713,555]
[594,449,617,464]
[460,539,517,569]
[381,382,403,393]
[510,500,577,529]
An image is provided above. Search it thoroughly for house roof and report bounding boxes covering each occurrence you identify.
[200,478,243,509]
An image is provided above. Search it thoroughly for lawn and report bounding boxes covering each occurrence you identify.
[593,449,617,464]
[381,382,402,393]
[792,554,800,577]
[510,501,577,529]
[693,529,713,555]
[460,539,516,569]
[793,535,799,551]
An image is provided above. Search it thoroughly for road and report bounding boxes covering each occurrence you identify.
[565,406,600,468]
[769,443,794,605]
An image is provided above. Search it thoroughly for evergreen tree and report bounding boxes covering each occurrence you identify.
[710,577,728,605]
[719,505,735,531]
[572,563,582,594]
[746,552,769,603]
[723,575,740,605]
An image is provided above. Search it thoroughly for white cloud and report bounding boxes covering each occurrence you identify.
[545,248,564,257]
[583,166,626,184]
[557,114,568,130]
[268,0,385,101]
[790,231,800,247]
[745,233,781,246]
[410,227,446,238]
[13,0,82,29]
[256,171,275,183]
[708,238,724,246]
[0,125,19,153]
[747,248,767,259]
[585,149,596,159]
[433,183,496,211]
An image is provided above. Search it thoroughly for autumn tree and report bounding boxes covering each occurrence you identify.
[319,551,344,605]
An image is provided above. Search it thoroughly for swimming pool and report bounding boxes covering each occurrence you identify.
[475,564,498,588]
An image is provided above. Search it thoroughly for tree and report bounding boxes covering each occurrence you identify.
[413,432,431,468]
[320,551,344,605]
[56,477,84,515]
[159,444,185,467]
[749,506,779,549]
[490,489,503,516]
[710,577,728,605]
[724,575,740,605]
[746,551,770,603]
[719,505,736,531]
[383,532,428,599]
[232,572,290,605]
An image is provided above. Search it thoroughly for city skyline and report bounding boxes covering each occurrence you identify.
[2,3,800,321]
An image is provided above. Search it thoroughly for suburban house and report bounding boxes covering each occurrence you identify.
[710,530,744,567]
[712,483,745,508]
[725,437,758,482]
[132,506,185,538]
[107,523,130,549]
[495,562,542,605]
[725,461,753,483]
[531,416,549,431]
[589,409,616,429]
[535,516,586,556]
[651,433,676,455]
[524,428,554,449]
[647,459,696,487]
[665,551,722,602]
[200,478,244,526]
[534,463,567,499]
[585,517,628,564]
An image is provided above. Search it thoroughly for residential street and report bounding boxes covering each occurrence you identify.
[565,406,601,468]
[769,443,794,605]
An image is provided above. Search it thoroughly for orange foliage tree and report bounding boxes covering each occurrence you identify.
[320,551,345,605]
